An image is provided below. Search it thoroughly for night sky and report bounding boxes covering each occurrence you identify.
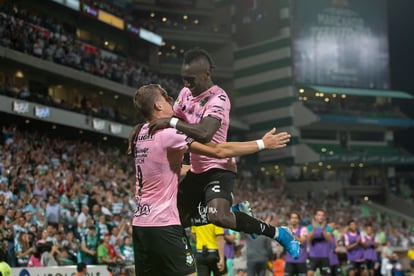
[388,0,414,154]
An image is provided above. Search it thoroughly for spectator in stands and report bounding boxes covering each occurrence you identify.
[97,232,119,265]
[62,206,77,233]
[45,194,60,225]
[27,242,43,267]
[119,236,134,263]
[15,232,33,267]
[97,214,109,237]
[80,225,98,265]
[61,230,79,264]
[40,241,59,266]
[77,206,90,230]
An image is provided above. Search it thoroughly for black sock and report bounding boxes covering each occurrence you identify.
[233,211,276,238]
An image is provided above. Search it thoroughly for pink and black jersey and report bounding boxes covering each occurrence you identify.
[131,124,193,227]
[173,85,236,174]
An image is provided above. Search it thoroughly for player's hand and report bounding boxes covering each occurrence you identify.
[149,118,172,135]
[262,128,291,149]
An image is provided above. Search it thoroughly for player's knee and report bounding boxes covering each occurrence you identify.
[206,211,222,225]
[207,208,232,227]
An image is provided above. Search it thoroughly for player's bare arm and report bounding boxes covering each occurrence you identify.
[149,116,220,143]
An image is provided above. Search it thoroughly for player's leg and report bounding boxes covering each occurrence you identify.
[204,170,300,259]
[177,171,206,227]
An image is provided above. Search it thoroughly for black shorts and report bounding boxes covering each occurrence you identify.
[307,257,331,275]
[132,225,196,276]
[284,262,307,276]
[348,260,366,271]
[330,265,342,276]
[365,260,376,270]
[178,169,235,224]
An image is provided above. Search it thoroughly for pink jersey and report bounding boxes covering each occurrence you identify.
[131,124,193,227]
[173,85,237,174]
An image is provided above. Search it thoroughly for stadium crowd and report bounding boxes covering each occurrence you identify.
[0,123,413,272]
[0,5,182,119]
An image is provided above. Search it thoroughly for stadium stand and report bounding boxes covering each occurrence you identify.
[0,124,413,272]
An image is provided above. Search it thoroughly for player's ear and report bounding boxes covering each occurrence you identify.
[154,101,163,111]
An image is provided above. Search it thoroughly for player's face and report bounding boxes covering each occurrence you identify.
[349,221,357,231]
[181,60,210,96]
[314,210,325,224]
[158,88,174,116]
[289,213,300,226]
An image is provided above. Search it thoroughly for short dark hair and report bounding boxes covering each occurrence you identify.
[183,47,215,69]
[290,211,301,220]
[77,262,87,272]
[348,219,356,225]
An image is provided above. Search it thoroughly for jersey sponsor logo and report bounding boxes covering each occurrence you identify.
[135,147,149,164]
[136,134,153,141]
[134,199,151,217]
[197,202,208,218]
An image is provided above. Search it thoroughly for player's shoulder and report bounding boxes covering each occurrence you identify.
[209,85,228,95]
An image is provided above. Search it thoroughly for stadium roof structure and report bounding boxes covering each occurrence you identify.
[306,85,414,99]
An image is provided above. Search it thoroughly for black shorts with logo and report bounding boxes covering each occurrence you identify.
[177,169,235,225]
[132,225,196,276]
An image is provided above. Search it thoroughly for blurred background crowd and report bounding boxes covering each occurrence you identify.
[0,125,413,272]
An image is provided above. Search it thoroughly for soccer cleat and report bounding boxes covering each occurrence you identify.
[275,226,300,259]
[231,201,256,239]
[231,200,253,217]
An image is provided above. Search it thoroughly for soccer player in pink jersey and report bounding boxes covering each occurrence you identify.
[149,48,300,259]
[128,84,292,276]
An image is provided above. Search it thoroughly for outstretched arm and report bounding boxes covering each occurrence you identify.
[149,116,220,143]
[189,128,291,158]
